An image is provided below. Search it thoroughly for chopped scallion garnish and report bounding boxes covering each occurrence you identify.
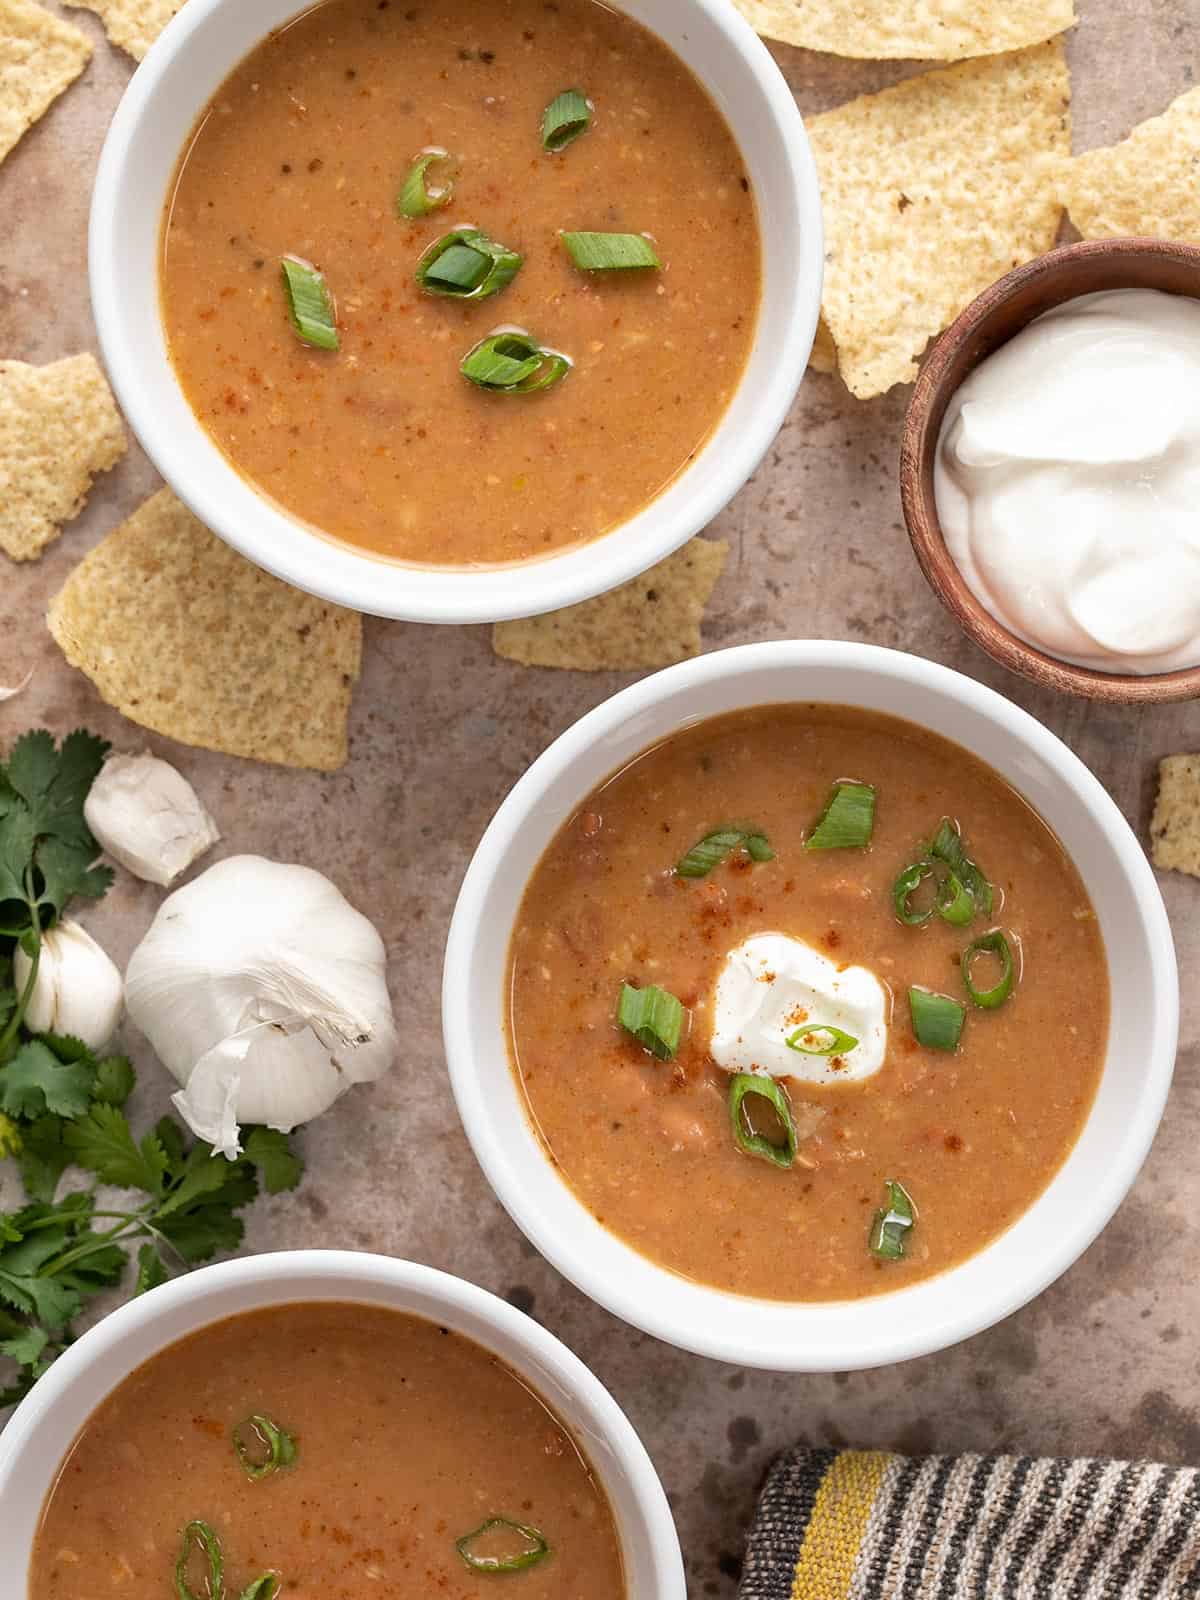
[460,331,571,393]
[893,860,936,925]
[397,148,458,217]
[239,1578,282,1600]
[893,857,974,927]
[729,1073,797,1169]
[929,818,993,919]
[542,88,591,151]
[415,228,522,300]
[280,256,339,351]
[560,231,660,271]
[786,1024,859,1056]
[175,1521,223,1600]
[618,982,684,1060]
[676,825,773,878]
[961,928,1016,1009]
[805,781,876,850]
[869,1179,916,1261]
[232,1413,298,1481]
[455,1517,551,1574]
[908,986,965,1052]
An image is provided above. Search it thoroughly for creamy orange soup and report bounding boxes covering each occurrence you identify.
[160,0,760,566]
[507,706,1109,1301]
[31,1303,625,1598]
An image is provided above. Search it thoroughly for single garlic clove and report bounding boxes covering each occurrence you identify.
[14,919,124,1049]
[84,752,220,888]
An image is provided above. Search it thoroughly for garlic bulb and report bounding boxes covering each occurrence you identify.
[14,919,124,1049]
[84,752,220,887]
[125,856,397,1157]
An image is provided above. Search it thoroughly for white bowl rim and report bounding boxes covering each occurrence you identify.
[88,0,823,624]
[0,1249,685,1596]
[442,639,1180,1370]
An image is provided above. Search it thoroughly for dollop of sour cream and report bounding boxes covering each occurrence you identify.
[709,933,889,1085]
[934,288,1200,675]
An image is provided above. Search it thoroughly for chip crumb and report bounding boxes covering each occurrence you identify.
[1060,85,1200,242]
[808,316,838,376]
[48,488,362,771]
[0,0,91,165]
[1150,754,1200,879]
[64,0,184,59]
[809,42,1070,400]
[0,353,126,561]
[733,0,1074,59]
[492,537,729,671]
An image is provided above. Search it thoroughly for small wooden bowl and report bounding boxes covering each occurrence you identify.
[900,238,1200,704]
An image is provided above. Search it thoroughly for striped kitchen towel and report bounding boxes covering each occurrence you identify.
[740,1447,1200,1598]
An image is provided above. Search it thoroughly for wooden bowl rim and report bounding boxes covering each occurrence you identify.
[900,237,1200,705]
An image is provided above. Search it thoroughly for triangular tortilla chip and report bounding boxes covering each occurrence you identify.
[493,538,728,670]
[0,0,91,165]
[65,0,184,60]
[48,489,362,771]
[809,42,1070,400]
[1061,87,1200,241]
[0,354,126,561]
[734,0,1074,60]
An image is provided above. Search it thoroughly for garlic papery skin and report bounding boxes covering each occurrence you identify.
[124,855,398,1158]
[83,752,220,888]
[13,919,124,1049]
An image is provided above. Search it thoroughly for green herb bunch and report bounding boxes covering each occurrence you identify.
[0,730,302,1406]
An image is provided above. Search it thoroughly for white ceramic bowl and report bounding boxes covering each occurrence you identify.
[89,0,822,625]
[443,640,1179,1371]
[0,1250,685,1597]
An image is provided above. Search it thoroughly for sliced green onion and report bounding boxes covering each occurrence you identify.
[929,818,993,919]
[893,860,936,925]
[729,1073,797,1169]
[560,231,660,271]
[893,857,974,927]
[786,1024,859,1056]
[398,148,458,217]
[175,1521,222,1600]
[239,1579,281,1600]
[280,255,339,351]
[676,826,773,878]
[455,1517,550,1574]
[805,781,876,850]
[232,1413,298,1481]
[936,869,975,926]
[460,331,571,393]
[415,228,521,300]
[542,88,590,151]
[618,982,684,1060]
[869,1179,916,1261]
[908,987,965,1052]
[961,928,1015,1009]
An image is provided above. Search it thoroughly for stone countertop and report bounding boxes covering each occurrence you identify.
[1,4,1198,1593]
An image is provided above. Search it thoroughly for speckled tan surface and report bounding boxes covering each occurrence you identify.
[2,4,1199,1594]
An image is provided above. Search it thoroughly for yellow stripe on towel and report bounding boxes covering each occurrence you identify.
[791,1450,891,1600]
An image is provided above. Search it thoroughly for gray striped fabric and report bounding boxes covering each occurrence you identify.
[740,1448,1200,1599]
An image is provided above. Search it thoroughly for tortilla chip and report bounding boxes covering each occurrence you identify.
[0,354,126,561]
[808,317,837,375]
[65,0,184,59]
[48,488,362,771]
[492,538,729,671]
[734,0,1074,60]
[1061,87,1200,242]
[0,0,91,165]
[1150,754,1200,879]
[809,42,1070,400]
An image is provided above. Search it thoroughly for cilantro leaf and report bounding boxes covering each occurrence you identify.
[15,1115,69,1203]
[64,1105,169,1197]
[157,1142,243,1219]
[156,1205,246,1264]
[0,1040,94,1119]
[93,1055,135,1108]
[154,1116,188,1172]
[0,803,35,908]
[6,730,108,848]
[0,1323,48,1370]
[0,1112,20,1159]
[241,1127,305,1194]
[36,837,113,917]
[134,1243,169,1296]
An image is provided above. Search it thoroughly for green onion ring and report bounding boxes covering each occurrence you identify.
[415,228,522,300]
[397,148,458,217]
[239,1578,282,1600]
[929,818,993,919]
[785,1024,859,1056]
[232,1413,298,1481]
[961,928,1016,1009]
[893,860,936,925]
[455,1517,551,1573]
[560,231,660,271]
[805,781,876,850]
[869,1179,917,1261]
[175,1521,223,1600]
[280,256,339,351]
[542,87,591,151]
[908,986,965,1052]
[460,330,571,393]
[676,825,773,878]
[618,981,685,1060]
[729,1073,797,1169]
